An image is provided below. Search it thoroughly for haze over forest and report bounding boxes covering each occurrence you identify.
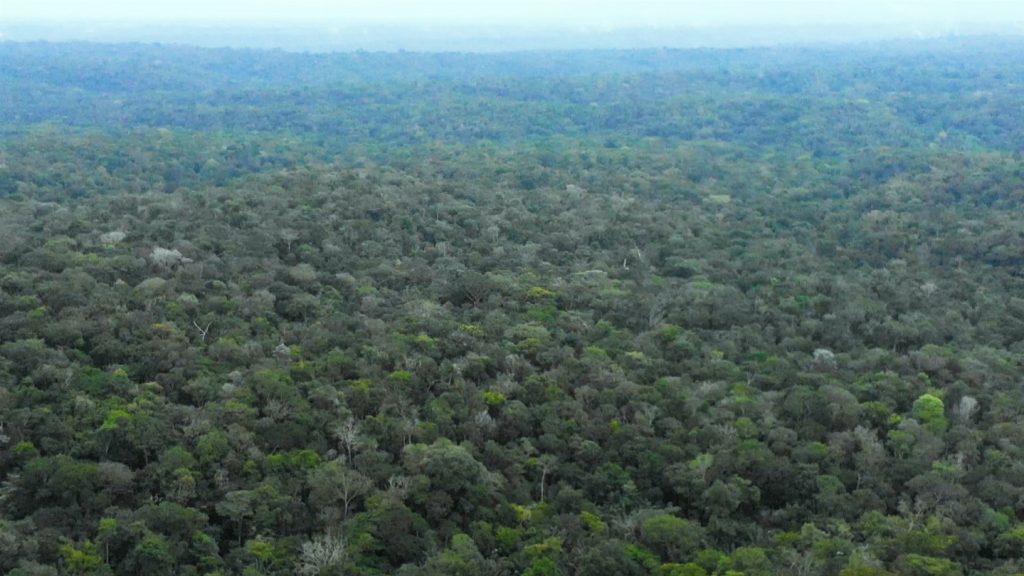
[5,0,1024,51]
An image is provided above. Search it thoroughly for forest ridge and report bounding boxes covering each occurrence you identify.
[1,37,1024,576]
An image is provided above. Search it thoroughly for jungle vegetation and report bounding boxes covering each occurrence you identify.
[2,37,1024,576]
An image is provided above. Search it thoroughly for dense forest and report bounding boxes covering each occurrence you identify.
[2,38,1024,576]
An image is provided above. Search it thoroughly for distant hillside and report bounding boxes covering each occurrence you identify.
[3,38,1024,154]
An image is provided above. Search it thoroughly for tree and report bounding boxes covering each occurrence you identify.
[403,440,490,523]
[216,490,257,546]
[308,460,373,522]
[123,534,175,576]
[297,532,347,575]
[59,541,110,576]
[418,533,492,576]
[641,514,705,562]
[913,394,948,434]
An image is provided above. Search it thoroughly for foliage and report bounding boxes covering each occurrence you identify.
[1,37,1023,575]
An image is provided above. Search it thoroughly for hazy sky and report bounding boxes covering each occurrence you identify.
[6,0,1024,27]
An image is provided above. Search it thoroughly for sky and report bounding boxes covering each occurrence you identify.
[5,0,1024,27]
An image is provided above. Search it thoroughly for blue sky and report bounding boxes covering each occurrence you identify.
[6,0,1024,26]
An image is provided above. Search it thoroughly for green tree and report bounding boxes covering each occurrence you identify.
[641,514,705,562]
[912,394,948,434]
